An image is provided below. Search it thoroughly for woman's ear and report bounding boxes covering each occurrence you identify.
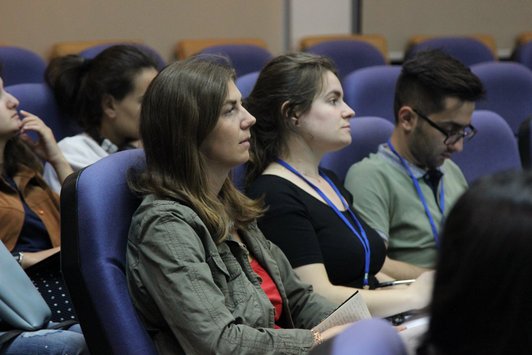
[101,94,117,119]
[281,101,299,126]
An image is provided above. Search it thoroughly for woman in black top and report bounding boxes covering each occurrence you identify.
[246,53,433,317]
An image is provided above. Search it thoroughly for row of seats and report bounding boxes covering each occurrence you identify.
[339,61,532,135]
[6,57,532,143]
[0,42,167,87]
[4,43,532,176]
[0,38,272,86]
[3,31,532,85]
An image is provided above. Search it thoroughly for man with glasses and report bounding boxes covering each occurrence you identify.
[345,49,485,280]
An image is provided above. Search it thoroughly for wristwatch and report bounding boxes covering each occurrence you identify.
[13,251,24,266]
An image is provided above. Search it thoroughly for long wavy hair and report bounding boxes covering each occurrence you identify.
[3,137,43,177]
[129,56,263,242]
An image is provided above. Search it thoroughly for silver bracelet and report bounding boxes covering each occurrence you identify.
[311,328,323,346]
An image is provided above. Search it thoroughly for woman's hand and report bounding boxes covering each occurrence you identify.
[20,246,60,269]
[313,323,351,347]
[19,110,63,164]
[19,110,73,183]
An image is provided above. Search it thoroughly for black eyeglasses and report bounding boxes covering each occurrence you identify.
[412,108,477,145]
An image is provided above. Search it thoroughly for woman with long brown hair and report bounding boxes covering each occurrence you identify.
[126,56,349,354]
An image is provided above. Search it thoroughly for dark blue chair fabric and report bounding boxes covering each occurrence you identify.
[0,46,46,86]
[471,62,532,135]
[518,116,532,169]
[310,318,407,355]
[61,149,157,355]
[79,43,167,70]
[452,110,521,183]
[231,163,246,191]
[305,40,386,80]
[342,65,401,123]
[320,116,394,182]
[513,41,532,71]
[5,83,81,141]
[200,44,272,77]
[235,71,260,99]
[405,37,496,66]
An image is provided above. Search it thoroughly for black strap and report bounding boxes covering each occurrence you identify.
[518,116,532,169]
[423,169,443,201]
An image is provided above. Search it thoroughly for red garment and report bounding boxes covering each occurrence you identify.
[250,258,283,328]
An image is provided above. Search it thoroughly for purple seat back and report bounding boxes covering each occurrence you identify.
[200,44,272,77]
[406,37,495,66]
[321,116,394,182]
[235,71,260,98]
[472,62,532,134]
[306,40,386,80]
[342,65,401,123]
[0,46,46,86]
[513,41,532,71]
[61,149,157,355]
[453,110,521,183]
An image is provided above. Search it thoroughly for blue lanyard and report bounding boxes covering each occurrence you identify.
[386,140,444,246]
[276,159,372,288]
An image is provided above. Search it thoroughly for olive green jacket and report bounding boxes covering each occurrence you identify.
[127,195,335,355]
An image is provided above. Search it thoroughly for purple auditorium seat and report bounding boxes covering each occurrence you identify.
[405,37,496,66]
[305,40,386,80]
[0,46,46,86]
[310,318,407,355]
[321,116,394,182]
[235,71,260,99]
[61,149,157,355]
[513,40,532,71]
[453,110,521,183]
[472,62,532,135]
[200,44,272,78]
[342,65,401,123]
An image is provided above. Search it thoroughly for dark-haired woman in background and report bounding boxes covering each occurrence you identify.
[418,170,532,355]
[43,44,158,192]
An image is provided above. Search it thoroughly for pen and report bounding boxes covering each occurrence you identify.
[378,279,416,288]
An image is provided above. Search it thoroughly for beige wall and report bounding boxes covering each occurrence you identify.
[289,0,351,50]
[362,0,532,60]
[0,0,285,61]
[2,1,532,63]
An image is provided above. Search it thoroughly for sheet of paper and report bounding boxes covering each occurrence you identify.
[399,314,430,355]
[314,291,371,333]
